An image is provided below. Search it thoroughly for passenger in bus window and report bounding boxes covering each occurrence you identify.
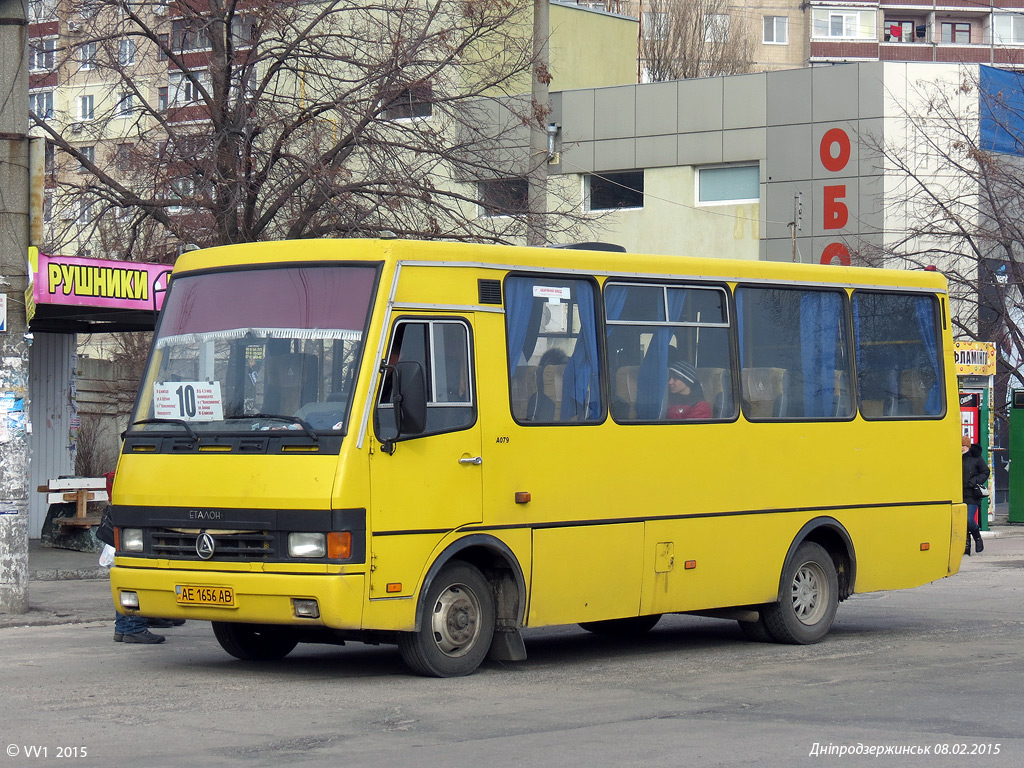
[962,434,989,555]
[665,361,711,420]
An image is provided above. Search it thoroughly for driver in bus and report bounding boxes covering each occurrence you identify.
[665,360,711,420]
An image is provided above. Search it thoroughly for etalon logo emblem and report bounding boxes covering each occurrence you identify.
[196,531,216,560]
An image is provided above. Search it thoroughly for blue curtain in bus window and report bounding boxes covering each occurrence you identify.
[561,281,602,421]
[799,292,841,418]
[913,298,942,414]
[635,289,686,420]
[505,278,534,375]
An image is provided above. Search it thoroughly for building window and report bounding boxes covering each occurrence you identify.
[117,93,134,116]
[119,38,136,66]
[44,141,55,177]
[28,0,57,22]
[811,9,876,39]
[993,15,1024,44]
[157,33,169,61]
[940,22,970,43]
[383,82,432,120]
[29,90,54,120]
[172,18,210,52]
[158,86,168,111]
[168,177,197,212]
[77,198,93,224]
[169,71,207,106]
[79,94,95,120]
[585,171,644,211]
[79,145,95,171]
[30,38,56,71]
[704,13,729,43]
[697,164,759,205]
[643,11,669,41]
[479,178,528,217]
[79,42,97,71]
[114,143,133,169]
[763,16,788,44]
[884,20,916,42]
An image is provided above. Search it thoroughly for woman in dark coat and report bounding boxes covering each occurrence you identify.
[962,435,990,555]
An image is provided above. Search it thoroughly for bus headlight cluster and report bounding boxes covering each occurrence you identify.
[122,528,144,552]
[288,532,326,558]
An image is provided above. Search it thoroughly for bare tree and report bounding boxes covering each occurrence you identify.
[864,68,1024,423]
[30,0,593,257]
[641,0,755,82]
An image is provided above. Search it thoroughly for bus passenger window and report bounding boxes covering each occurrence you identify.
[505,276,602,423]
[377,319,475,440]
[852,292,943,419]
[605,282,734,422]
[736,287,853,420]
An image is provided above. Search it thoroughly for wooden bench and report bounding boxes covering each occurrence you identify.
[38,477,109,528]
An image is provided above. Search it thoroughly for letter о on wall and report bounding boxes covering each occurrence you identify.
[819,127,851,266]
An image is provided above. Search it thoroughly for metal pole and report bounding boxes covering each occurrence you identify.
[0,0,32,613]
[526,0,550,247]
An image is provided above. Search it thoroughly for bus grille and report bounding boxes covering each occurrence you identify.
[150,530,275,560]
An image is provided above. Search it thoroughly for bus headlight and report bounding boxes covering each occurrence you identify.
[288,532,326,558]
[122,528,144,552]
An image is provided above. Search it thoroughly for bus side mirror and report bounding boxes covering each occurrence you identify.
[393,360,427,436]
[376,360,427,454]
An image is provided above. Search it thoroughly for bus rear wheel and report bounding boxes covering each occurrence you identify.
[762,542,838,644]
[212,622,299,661]
[398,562,495,677]
[578,614,662,636]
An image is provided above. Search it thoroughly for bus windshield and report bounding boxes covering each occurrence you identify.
[129,264,378,435]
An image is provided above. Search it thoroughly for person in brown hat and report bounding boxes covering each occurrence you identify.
[962,434,989,555]
[665,360,711,420]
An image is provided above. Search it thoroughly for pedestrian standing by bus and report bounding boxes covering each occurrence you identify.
[962,435,989,555]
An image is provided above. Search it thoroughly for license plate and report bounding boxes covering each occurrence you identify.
[175,584,235,607]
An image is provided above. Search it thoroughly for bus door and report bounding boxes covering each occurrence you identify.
[368,316,482,596]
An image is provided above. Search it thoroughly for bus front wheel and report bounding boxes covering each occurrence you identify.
[762,542,839,644]
[398,562,495,677]
[212,622,299,661]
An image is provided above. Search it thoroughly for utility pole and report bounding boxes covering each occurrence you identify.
[0,0,31,613]
[526,0,550,247]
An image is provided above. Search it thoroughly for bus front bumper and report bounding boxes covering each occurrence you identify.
[109,565,365,629]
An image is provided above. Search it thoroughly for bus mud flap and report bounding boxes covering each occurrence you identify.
[488,627,527,662]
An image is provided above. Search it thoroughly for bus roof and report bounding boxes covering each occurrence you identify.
[172,239,947,292]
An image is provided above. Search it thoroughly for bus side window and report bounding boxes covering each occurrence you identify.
[605,281,733,422]
[505,276,603,424]
[736,286,853,421]
[377,319,475,440]
[852,291,943,419]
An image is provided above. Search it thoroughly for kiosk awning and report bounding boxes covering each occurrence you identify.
[26,248,169,333]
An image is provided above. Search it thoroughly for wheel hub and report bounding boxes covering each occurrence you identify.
[431,585,480,656]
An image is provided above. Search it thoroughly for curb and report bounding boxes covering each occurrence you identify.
[29,568,110,582]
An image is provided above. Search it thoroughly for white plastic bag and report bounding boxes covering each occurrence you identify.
[98,544,115,568]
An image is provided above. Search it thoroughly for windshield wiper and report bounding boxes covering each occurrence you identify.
[225,414,319,442]
[128,418,199,442]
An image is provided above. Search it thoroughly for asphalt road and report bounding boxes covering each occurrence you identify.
[2,531,1023,767]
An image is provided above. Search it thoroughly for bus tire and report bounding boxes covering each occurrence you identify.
[578,614,662,636]
[762,542,839,644]
[398,562,495,677]
[212,622,299,661]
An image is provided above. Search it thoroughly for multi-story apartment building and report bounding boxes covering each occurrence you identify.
[574,0,1024,77]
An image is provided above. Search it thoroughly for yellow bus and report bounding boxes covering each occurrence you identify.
[109,238,965,676]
